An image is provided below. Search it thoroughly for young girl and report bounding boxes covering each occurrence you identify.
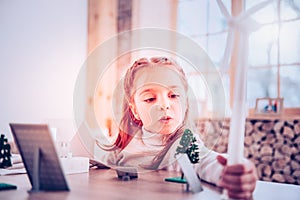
[98,57,257,199]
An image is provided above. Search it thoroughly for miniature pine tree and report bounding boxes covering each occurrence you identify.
[175,129,200,164]
[186,137,200,164]
[0,134,12,168]
[172,129,200,185]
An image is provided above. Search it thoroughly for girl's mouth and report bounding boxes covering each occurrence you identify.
[159,116,172,123]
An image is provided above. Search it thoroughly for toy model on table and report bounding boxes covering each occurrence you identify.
[165,129,203,193]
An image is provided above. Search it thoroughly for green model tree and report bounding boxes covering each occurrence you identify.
[165,129,200,188]
[175,129,200,164]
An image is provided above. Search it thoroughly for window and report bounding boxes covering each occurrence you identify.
[177,0,300,117]
[247,0,300,108]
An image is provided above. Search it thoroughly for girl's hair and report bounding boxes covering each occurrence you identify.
[117,57,189,148]
[97,56,198,168]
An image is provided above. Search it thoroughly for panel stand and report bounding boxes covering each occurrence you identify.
[30,147,41,193]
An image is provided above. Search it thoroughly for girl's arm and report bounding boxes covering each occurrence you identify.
[194,145,225,185]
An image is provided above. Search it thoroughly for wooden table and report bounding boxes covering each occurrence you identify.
[1,169,300,200]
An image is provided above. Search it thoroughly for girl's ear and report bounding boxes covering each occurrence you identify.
[129,103,140,120]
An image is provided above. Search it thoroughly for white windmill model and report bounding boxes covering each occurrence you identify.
[216,0,273,165]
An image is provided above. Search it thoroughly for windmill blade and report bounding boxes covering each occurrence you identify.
[220,29,235,73]
[216,0,231,20]
[236,0,273,22]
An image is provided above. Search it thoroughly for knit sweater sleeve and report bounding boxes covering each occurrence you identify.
[194,143,226,185]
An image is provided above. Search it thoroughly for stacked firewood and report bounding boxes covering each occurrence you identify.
[197,118,300,185]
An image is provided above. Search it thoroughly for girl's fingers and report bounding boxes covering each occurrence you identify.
[219,174,256,200]
[221,172,257,185]
[223,162,256,175]
[227,190,253,200]
[216,155,227,166]
[219,178,256,193]
[217,154,258,200]
[218,159,258,199]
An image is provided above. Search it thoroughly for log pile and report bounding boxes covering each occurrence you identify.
[197,118,300,185]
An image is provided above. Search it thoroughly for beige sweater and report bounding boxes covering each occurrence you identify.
[97,128,224,185]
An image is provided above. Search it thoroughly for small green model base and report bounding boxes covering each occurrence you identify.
[0,183,17,191]
[165,176,192,192]
[165,176,187,184]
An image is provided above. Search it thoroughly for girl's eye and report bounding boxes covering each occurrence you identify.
[169,94,180,98]
[144,98,156,103]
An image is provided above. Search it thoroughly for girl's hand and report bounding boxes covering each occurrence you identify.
[217,155,258,200]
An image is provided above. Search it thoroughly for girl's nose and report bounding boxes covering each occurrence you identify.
[159,97,170,110]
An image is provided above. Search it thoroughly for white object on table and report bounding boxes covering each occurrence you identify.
[60,157,89,174]
[176,154,203,193]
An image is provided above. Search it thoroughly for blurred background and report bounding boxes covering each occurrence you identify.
[1,0,300,185]
[0,0,299,140]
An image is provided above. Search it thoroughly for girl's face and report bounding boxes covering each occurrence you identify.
[130,65,187,135]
